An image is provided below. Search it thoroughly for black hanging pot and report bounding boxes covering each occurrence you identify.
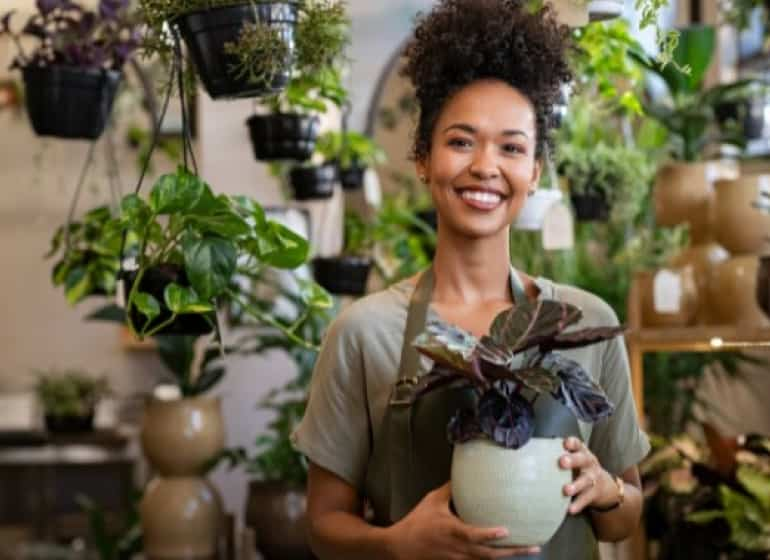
[122,264,214,336]
[45,412,95,434]
[338,162,368,190]
[247,113,320,161]
[244,481,315,560]
[290,164,337,200]
[22,66,121,140]
[570,191,610,222]
[313,256,371,296]
[757,255,770,319]
[176,2,298,99]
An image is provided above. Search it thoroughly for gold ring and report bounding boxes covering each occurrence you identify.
[588,474,596,488]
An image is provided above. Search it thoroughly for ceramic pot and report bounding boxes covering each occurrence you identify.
[141,477,223,559]
[713,175,770,255]
[451,438,571,547]
[177,2,298,99]
[670,242,730,324]
[709,256,769,326]
[637,267,698,328]
[588,0,624,21]
[653,162,738,243]
[244,481,315,560]
[514,189,563,231]
[23,66,121,140]
[312,256,372,296]
[141,396,226,476]
[247,113,320,162]
[757,255,770,319]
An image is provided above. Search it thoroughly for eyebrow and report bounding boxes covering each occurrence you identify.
[442,123,530,138]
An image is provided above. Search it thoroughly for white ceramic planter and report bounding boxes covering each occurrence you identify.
[588,0,624,21]
[514,189,563,231]
[451,438,571,547]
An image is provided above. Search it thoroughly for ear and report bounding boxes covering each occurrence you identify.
[530,159,542,193]
[415,159,428,183]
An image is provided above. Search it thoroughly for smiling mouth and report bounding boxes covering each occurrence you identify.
[454,187,507,209]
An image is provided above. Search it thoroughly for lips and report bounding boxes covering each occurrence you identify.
[454,186,507,211]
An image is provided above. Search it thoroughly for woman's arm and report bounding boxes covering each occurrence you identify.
[307,462,541,560]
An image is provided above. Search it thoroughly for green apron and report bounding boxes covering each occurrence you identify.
[364,266,597,559]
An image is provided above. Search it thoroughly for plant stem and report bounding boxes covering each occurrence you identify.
[143,312,179,338]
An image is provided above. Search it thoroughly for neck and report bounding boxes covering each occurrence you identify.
[431,225,512,305]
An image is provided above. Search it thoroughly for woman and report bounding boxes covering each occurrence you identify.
[292,1,650,558]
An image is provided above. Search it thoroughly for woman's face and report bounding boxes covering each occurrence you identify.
[417,79,541,239]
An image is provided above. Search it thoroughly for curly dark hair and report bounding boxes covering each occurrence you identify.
[401,0,573,160]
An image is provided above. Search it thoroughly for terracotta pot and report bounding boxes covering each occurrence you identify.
[757,255,770,319]
[637,267,698,328]
[653,162,738,243]
[244,481,315,560]
[451,438,571,546]
[141,396,225,476]
[709,256,769,326]
[713,175,770,255]
[670,242,730,324]
[141,477,223,559]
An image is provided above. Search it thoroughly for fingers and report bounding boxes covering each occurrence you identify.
[465,543,542,559]
[560,437,595,470]
[458,524,541,558]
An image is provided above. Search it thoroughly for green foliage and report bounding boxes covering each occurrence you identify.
[154,335,226,396]
[77,492,142,560]
[315,130,386,168]
[294,0,349,77]
[342,211,373,257]
[223,20,290,87]
[47,206,129,305]
[35,370,109,418]
[720,0,766,33]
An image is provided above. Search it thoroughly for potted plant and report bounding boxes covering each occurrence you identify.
[315,130,386,190]
[35,370,109,433]
[247,1,350,161]
[412,299,621,545]
[288,161,339,200]
[0,0,138,139]
[558,142,651,222]
[313,211,373,296]
[46,205,131,305]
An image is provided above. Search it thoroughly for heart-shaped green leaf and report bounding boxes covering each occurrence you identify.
[150,170,205,214]
[164,283,214,314]
[133,291,161,322]
[187,211,251,238]
[120,194,153,230]
[297,278,333,309]
[254,222,309,269]
[183,236,237,300]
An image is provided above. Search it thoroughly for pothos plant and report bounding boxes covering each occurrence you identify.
[0,0,138,70]
[315,130,386,170]
[413,300,621,449]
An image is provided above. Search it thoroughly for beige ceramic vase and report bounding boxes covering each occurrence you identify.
[140,396,226,559]
[713,175,770,255]
[670,242,730,324]
[451,438,571,546]
[709,255,770,326]
[653,162,737,243]
[637,267,698,328]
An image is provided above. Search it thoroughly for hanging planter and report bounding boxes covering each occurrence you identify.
[246,113,320,161]
[313,255,372,296]
[514,189,563,231]
[587,0,624,21]
[338,162,367,190]
[570,191,609,222]
[176,2,299,99]
[290,163,337,200]
[316,129,386,192]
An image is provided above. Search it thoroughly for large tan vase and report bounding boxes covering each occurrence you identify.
[140,396,226,559]
[671,242,730,324]
[713,175,770,255]
[654,161,738,243]
[709,256,770,326]
[637,267,698,328]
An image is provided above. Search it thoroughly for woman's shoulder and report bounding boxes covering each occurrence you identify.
[534,276,620,328]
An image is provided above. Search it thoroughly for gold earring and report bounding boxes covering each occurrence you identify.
[419,174,427,184]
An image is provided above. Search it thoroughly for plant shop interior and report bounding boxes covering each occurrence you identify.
[2,0,770,558]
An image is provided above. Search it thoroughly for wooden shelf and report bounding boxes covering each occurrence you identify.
[628,325,770,352]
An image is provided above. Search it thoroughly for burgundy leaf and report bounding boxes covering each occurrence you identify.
[541,353,614,423]
[477,385,534,450]
[448,408,482,444]
[22,21,47,39]
[490,300,583,353]
[98,0,127,21]
[540,325,626,353]
[1,11,14,34]
[36,0,61,16]
[511,366,560,393]
[477,335,512,366]
[413,366,470,400]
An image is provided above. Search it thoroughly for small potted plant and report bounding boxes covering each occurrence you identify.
[0,0,138,139]
[246,0,350,160]
[287,161,339,200]
[313,211,373,296]
[413,299,621,545]
[315,129,386,190]
[36,370,109,433]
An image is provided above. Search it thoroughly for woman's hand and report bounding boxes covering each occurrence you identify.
[560,436,617,515]
[388,482,541,560]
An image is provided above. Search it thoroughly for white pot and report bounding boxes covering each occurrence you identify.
[588,0,624,21]
[514,189,563,231]
[451,438,571,547]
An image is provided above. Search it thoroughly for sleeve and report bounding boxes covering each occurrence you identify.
[291,308,371,493]
[588,322,651,476]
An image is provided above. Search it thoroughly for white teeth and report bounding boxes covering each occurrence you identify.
[460,190,502,205]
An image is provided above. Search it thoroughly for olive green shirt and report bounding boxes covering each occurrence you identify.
[292,275,651,496]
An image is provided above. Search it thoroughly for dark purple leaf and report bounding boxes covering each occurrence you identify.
[540,325,626,353]
[1,11,14,33]
[78,11,96,34]
[413,322,478,376]
[541,353,614,423]
[511,366,560,393]
[490,300,583,353]
[36,0,61,16]
[447,408,482,444]
[414,366,470,400]
[22,20,47,39]
[477,385,534,449]
[98,0,128,21]
[477,335,512,366]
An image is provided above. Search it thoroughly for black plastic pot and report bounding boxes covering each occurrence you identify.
[22,66,121,140]
[177,2,298,99]
[716,94,770,141]
[570,192,610,222]
[123,264,214,336]
[338,163,367,190]
[45,413,94,434]
[290,164,337,200]
[247,113,320,161]
[313,256,371,296]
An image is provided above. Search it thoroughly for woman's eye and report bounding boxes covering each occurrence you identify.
[503,144,526,155]
[448,137,472,148]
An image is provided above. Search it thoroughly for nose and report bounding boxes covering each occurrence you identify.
[468,146,500,180]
